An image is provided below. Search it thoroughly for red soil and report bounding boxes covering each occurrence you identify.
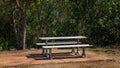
[0,49,112,66]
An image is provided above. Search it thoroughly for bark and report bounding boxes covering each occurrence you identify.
[16,0,28,50]
[23,0,28,50]
[12,10,19,49]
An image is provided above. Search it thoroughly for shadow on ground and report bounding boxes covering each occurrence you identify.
[26,52,83,60]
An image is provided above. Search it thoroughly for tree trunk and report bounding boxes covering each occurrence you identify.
[22,15,27,50]
[11,10,19,49]
[22,0,28,50]
[16,0,28,50]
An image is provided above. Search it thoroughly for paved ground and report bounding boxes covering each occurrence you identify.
[0,49,112,66]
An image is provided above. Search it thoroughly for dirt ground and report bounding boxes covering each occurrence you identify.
[0,49,112,66]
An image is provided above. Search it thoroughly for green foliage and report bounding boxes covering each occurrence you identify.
[0,0,120,50]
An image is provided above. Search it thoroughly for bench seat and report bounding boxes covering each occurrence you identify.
[42,44,92,48]
[42,44,92,60]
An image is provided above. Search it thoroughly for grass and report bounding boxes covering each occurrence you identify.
[1,47,120,68]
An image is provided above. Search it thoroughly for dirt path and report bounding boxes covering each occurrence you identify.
[0,49,112,66]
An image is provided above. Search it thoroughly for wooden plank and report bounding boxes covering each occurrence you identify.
[42,44,92,48]
[36,41,80,45]
[39,36,87,40]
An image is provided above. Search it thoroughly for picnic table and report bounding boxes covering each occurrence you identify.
[36,36,92,60]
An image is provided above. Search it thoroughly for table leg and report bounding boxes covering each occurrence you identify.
[70,48,75,55]
[76,47,80,55]
[42,48,45,55]
[81,47,86,57]
[71,48,75,53]
[45,40,49,57]
[49,48,53,60]
[76,39,80,55]
[45,48,49,57]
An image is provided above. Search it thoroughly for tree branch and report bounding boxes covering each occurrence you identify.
[16,0,23,12]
